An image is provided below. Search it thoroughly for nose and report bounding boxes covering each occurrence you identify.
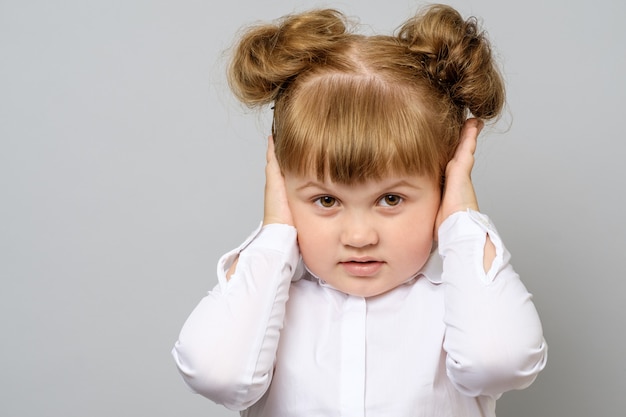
[340,213,379,248]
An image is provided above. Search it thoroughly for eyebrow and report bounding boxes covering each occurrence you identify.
[295,179,425,192]
[295,181,329,192]
[382,179,425,190]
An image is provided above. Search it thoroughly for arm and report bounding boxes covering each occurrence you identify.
[171,224,298,410]
[172,137,298,410]
[435,120,547,397]
[439,210,547,398]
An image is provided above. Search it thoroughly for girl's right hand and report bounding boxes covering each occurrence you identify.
[263,136,294,226]
[228,136,291,280]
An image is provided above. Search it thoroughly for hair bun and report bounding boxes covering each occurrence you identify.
[398,4,504,119]
[228,9,349,107]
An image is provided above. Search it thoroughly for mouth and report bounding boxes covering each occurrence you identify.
[339,259,384,277]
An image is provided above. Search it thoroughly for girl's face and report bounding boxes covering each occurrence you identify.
[285,172,441,298]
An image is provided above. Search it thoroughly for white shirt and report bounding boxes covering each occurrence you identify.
[172,210,547,417]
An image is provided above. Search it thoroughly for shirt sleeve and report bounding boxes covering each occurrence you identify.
[438,209,548,399]
[171,223,299,410]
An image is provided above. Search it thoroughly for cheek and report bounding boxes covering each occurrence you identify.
[287,201,320,264]
[391,209,437,258]
[292,214,323,249]
[397,227,433,253]
[393,232,434,277]
[295,225,332,273]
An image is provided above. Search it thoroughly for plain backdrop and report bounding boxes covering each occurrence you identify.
[1,0,625,416]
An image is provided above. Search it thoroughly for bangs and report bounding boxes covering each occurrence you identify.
[274,74,445,184]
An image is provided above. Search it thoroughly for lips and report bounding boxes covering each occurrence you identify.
[339,258,384,277]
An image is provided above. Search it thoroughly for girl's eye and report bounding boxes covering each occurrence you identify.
[315,196,337,208]
[379,194,403,207]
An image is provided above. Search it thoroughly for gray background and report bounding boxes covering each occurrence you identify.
[1,0,624,416]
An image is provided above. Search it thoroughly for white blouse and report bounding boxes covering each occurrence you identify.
[172,210,547,417]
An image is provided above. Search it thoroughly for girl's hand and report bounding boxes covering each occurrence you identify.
[228,136,292,280]
[435,118,495,272]
[435,118,483,234]
[263,136,294,226]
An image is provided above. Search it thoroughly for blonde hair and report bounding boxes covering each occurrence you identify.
[227,4,505,184]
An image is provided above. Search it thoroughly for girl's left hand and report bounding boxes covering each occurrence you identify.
[434,118,484,235]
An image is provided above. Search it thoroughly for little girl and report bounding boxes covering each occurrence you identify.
[172,5,547,416]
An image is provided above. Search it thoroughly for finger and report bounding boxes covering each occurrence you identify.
[456,118,483,159]
[446,119,483,178]
[265,136,278,181]
[265,136,282,177]
[266,135,275,163]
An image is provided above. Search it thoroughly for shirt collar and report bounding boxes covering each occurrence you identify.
[416,249,443,285]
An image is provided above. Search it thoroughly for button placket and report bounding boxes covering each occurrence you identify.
[339,296,367,417]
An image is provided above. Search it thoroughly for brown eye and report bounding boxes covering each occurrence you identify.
[380,194,402,207]
[316,196,337,208]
